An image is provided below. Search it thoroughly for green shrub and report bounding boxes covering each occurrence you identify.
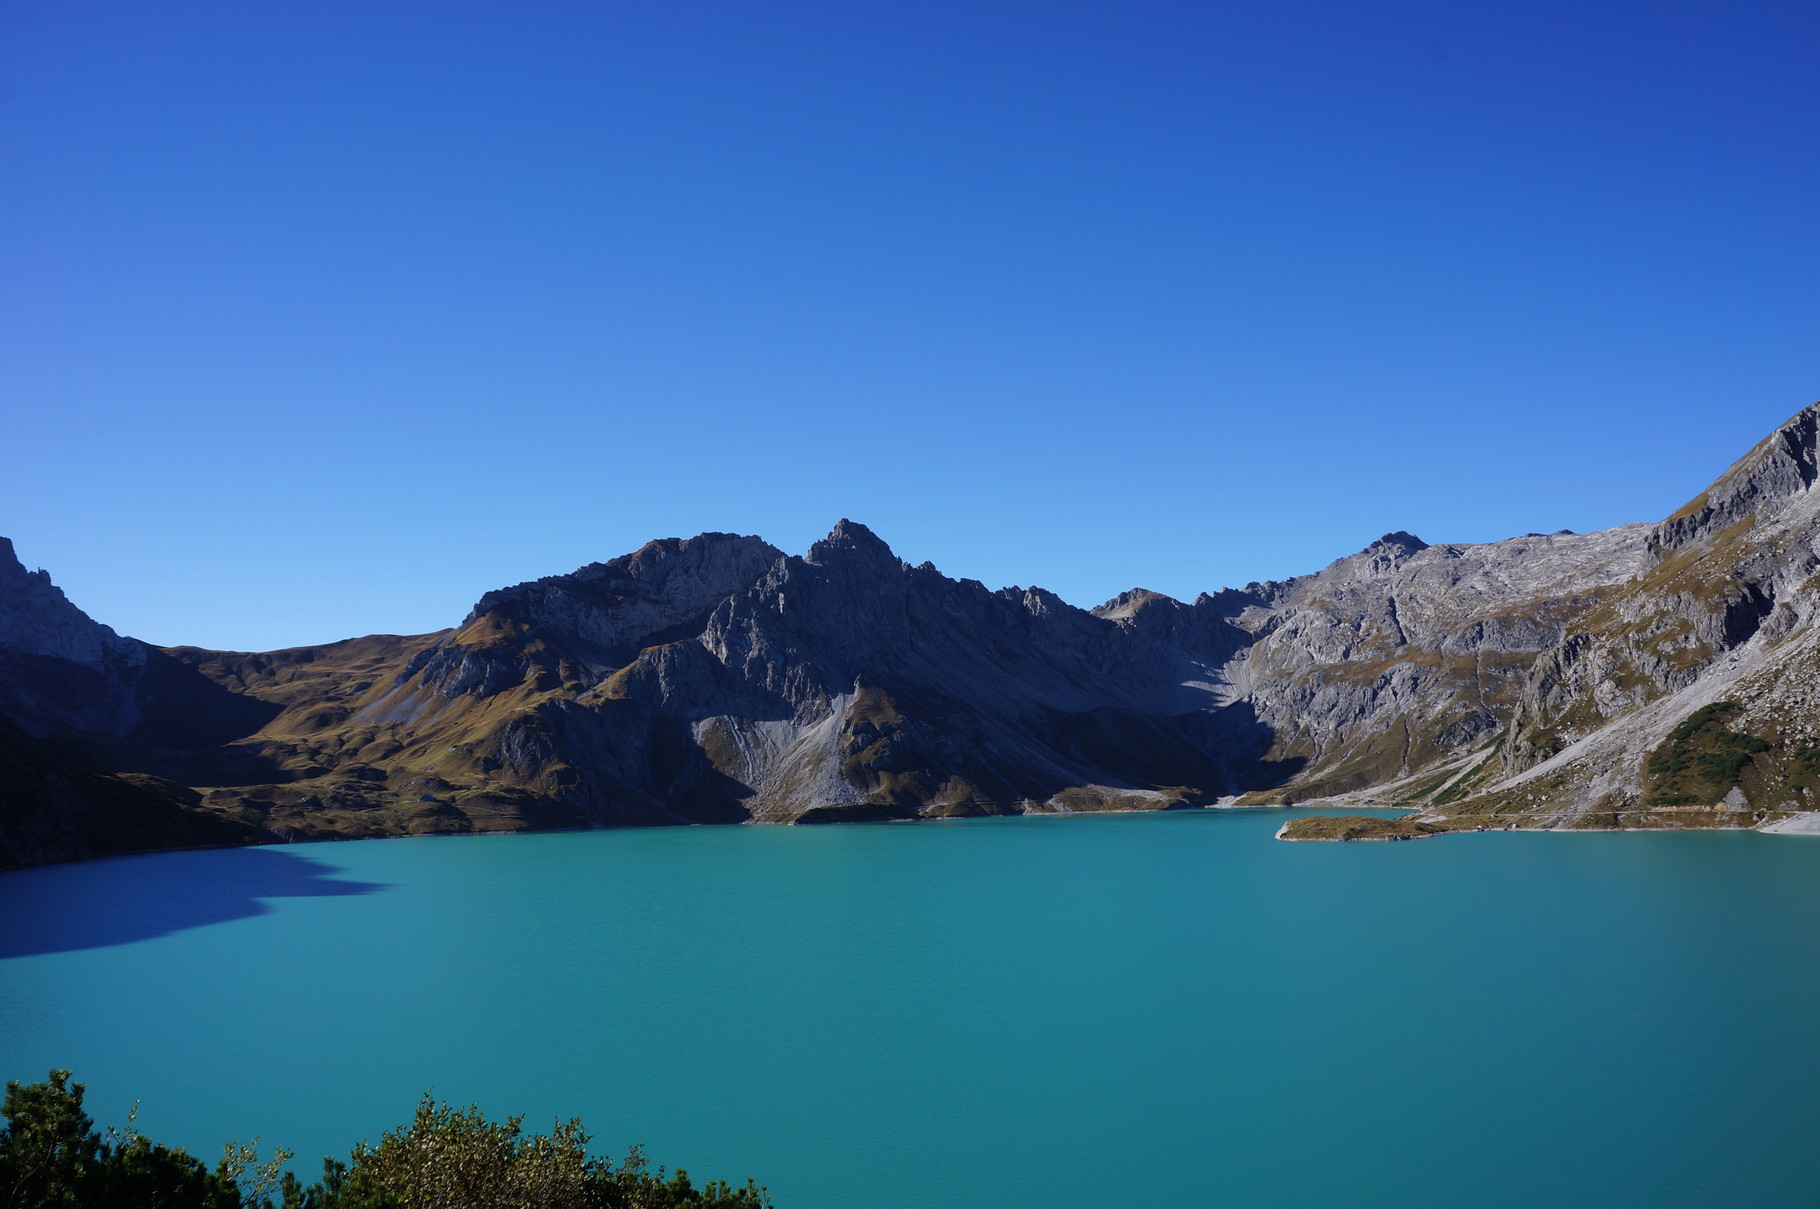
[0,1069,250,1208]
[1645,703,1770,807]
[0,1073,771,1209]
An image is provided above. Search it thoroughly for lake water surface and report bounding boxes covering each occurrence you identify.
[4,809,1819,1208]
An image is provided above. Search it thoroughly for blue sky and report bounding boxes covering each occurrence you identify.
[2,1,1816,651]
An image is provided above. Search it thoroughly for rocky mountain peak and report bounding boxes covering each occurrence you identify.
[0,537,137,668]
[806,519,902,571]
[1326,530,1432,579]
[1092,588,1178,621]
[429,532,784,697]
[1653,402,1820,555]
[0,537,153,747]
[471,532,780,622]
[1368,531,1429,554]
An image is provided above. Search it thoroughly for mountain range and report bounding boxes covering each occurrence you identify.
[6,403,1820,867]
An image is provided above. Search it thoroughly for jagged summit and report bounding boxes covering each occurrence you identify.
[471,531,782,617]
[1092,588,1178,620]
[1652,402,1820,556]
[805,518,901,569]
[1368,531,1429,553]
[0,535,137,673]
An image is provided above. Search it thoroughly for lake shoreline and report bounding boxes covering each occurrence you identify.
[10,797,1805,876]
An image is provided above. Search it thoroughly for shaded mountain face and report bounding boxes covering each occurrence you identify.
[0,540,270,866]
[6,401,1820,866]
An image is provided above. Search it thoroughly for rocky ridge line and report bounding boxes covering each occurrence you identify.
[7,401,1820,864]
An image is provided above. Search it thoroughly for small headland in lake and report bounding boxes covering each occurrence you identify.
[1276,814,1446,841]
[1278,807,1820,841]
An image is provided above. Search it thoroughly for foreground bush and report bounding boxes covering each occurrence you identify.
[0,1071,770,1209]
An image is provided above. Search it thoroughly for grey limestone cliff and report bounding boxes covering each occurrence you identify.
[0,537,147,738]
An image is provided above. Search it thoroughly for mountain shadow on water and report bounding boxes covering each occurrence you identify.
[0,847,388,958]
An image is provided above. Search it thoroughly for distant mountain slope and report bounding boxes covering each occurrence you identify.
[5,402,1819,866]
[1401,404,1820,830]
[167,525,1252,837]
[1218,524,1655,803]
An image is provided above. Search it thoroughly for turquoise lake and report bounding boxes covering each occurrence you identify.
[4,809,1820,1208]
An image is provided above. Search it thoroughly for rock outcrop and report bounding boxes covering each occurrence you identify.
[6,401,1820,865]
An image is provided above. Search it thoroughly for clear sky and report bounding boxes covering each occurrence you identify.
[2,1,1816,651]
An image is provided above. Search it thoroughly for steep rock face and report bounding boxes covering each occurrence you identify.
[1427,403,1820,829]
[415,532,786,699]
[1505,409,1820,775]
[0,537,146,737]
[1224,525,1654,801]
[0,541,269,867]
[663,520,1242,819]
[322,521,1244,827]
[1651,407,1818,555]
